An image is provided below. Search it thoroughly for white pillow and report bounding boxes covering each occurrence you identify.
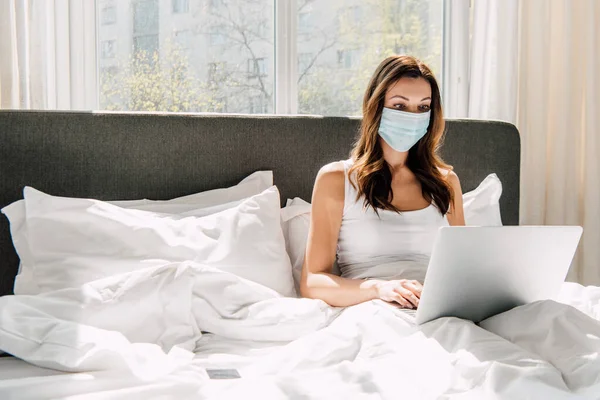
[281,174,503,290]
[281,198,312,295]
[462,173,503,226]
[13,185,295,297]
[110,170,273,214]
[2,171,273,294]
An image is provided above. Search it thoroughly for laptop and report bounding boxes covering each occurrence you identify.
[414,226,583,325]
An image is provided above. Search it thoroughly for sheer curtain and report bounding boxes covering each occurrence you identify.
[0,0,97,110]
[446,0,600,285]
[441,0,519,122]
[518,0,599,285]
[467,0,518,123]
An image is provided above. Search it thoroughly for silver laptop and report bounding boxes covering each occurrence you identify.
[415,226,583,325]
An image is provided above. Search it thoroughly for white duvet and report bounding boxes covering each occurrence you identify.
[0,261,599,400]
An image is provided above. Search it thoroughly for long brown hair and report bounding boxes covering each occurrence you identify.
[348,55,453,215]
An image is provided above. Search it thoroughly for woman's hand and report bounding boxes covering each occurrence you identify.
[374,279,423,309]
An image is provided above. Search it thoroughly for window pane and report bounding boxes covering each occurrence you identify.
[100,40,116,59]
[133,34,159,56]
[296,0,443,116]
[101,5,117,25]
[172,0,189,13]
[97,0,274,113]
[133,0,159,34]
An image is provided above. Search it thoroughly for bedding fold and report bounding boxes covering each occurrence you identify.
[0,261,599,399]
[0,261,339,379]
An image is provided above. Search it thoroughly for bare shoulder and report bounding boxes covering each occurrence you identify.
[438,167,461,188]
[316,161,346,184]
[446,170,461,188]
[313,161,346,202]
[318,161,345,175]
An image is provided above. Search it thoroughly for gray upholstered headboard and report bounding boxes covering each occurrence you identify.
[0,110,520,296]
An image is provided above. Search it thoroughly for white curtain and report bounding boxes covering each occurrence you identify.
[518,0,600,285]
[0,0,97,110]
[447,0,600,285]
[467,0,518,123]
[441,0,519,122]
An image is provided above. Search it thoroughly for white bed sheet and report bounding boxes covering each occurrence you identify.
[0,356,69,380]
[0,339,291,400]
[0,355,203,400]
[0,272,599,400]
[2,302,600,399]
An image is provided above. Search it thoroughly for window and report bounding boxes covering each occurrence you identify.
[208,62,226,82]
[96,0,441,116]
[248,58,267,77]
[297,0,443,116]
[101,66,119,76]
[172,0,189,13]
[101,6,117,25]
[209,27,227,46]
[337,49,359,69]
[298,12,311,31]
[132,1,159,59]
[209,0,224,9]
[134,34,159,56]
[101,40,116,58]
[133,0,159,34]
[250,95,268,114]
[98,0,274,114]
[257,22,269,38]
[298,52,313,73]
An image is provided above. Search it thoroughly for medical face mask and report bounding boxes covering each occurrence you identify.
[378,107,431,152]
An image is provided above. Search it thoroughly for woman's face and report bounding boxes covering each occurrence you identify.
[383,76,432,114]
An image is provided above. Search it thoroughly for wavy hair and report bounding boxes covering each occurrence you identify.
[348,55,453,215]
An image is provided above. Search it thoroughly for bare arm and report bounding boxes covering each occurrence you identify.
[446,171,466,226]
[299,163,382,307]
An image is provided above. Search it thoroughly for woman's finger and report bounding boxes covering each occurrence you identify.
[394,287,419,308]
[392,292,412,308]
[401,281,422,300]
[385,300,403,309]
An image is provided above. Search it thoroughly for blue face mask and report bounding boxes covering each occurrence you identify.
[378,107,431,152]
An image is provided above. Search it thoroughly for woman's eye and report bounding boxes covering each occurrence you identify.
[419,105,431,111]
[394,104,406,110]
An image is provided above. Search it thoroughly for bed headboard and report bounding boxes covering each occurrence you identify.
[0,110,521,296]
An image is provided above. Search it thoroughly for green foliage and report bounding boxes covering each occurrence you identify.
[100,46,225,112]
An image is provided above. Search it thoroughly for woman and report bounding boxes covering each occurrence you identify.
[300,55,465,308]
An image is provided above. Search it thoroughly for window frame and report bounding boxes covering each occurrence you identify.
[93,0,449,115]
[248,58,268,78]
[274,0,298,113]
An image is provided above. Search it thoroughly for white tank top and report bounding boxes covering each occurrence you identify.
[336,159,448,282]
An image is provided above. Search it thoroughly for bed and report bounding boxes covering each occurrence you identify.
[0,110,598,399]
